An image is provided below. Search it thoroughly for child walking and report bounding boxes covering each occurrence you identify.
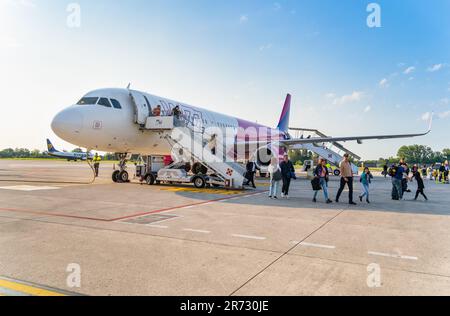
[359,167,373,203]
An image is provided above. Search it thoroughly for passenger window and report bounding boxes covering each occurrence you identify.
[98,98,112,108]
[77,97,99,105]
[111,99,122,109]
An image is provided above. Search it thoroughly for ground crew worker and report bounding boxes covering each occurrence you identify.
[93,153,101,177]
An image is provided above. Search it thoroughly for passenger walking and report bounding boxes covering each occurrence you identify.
[390,163,405,200]
[280,154,295,199]
[268,158,282,199]
[93,153,101,177]
[439,163,446,184]
[359,167,373,204]
[383,164,388,178]
[244,160,257,189]
[445,161,449,184]
[335,154,356,205]
[412,170,428,201]
[313,159,333,204]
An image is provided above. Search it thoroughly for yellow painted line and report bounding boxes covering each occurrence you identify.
[0,279,65,296]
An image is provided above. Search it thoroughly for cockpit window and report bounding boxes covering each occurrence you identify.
[98,98,112,108]
[77,97,99,105]
[111,99,122,109]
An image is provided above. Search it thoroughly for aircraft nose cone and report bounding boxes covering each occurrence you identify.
[51,107,84,141]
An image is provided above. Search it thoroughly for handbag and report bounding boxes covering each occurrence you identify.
[311,177,322,191]
[273,169,283,181]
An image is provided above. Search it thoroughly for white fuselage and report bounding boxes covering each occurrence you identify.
[51,88,283,157]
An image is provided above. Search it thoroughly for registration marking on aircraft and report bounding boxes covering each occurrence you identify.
[292,241,336,250]
[368,251,419,261]
[0,185,60,192]
[231,234,267,241]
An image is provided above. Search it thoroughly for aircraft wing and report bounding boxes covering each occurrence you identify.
[240,116,432,147]
[280,129,431,146]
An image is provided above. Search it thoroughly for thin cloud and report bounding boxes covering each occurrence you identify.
[438,111,450,119]
[273,2,282,11]
[364,106,372,113]
[239,15,248,24]
[427,64,443,72]
[333,91,364,106]
[379,78,388,87]
[404,66,415,75]
[259,43,273,51]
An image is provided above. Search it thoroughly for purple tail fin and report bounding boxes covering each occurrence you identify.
[277,94,291,132]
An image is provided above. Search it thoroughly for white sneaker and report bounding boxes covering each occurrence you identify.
[281,193,285,198]
[285,195,289,200]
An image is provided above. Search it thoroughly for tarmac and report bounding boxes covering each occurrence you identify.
[0,159,449,296]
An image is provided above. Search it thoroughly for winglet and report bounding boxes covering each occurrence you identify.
[277,94,292,132]
[427,112,434,133]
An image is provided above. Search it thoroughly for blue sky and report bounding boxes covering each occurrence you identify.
[0,0,449,159]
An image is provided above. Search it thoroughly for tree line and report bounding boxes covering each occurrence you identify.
[0,148,117,160]
[1,145,449,165]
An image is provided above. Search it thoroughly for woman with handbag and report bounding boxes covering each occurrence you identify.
[268,157,283,199]
[280,154,295,199]
[313,159,333,204]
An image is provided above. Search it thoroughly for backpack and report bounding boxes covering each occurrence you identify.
[388,166,398,177]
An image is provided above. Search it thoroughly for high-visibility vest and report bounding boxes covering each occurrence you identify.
[94,156,102,163]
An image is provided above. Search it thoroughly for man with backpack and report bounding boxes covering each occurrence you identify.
[389,163,405,200]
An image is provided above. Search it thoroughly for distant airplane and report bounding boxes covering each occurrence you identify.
[46,139,92,161]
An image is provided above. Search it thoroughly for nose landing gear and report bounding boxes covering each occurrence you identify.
[112,153,131,183]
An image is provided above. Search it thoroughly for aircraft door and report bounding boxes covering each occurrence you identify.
[129,90,150,125]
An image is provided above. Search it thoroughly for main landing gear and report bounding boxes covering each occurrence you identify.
[112,153,131,183]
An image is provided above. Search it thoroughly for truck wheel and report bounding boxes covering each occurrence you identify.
[119,171,129,183]
[112,170,120,183]
[145,174,155,185]
[193,176,206,189]
[334,170,341,177]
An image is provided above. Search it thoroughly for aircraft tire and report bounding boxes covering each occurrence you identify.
[119,171,129,183]
[112,170,120,183]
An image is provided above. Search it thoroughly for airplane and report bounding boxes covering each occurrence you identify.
[50,87,432,180]
[45,139,93,161]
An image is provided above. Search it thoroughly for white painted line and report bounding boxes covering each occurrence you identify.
[146,225,169,229]
[183,228,211,234]
[0,185,60,192]
[231,234,267,241]
[294,241,336,249]
[368,251,418,261]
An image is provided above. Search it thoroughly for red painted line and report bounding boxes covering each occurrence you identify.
[0,207,110,222]
[109,191,263,222]
[0,191,264,223]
